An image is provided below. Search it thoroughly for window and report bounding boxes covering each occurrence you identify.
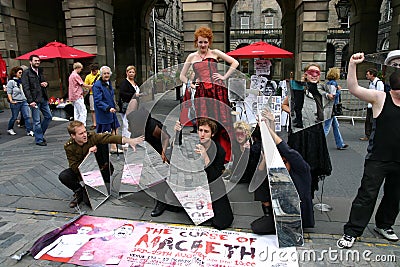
[241,16,250,29]
[265,15,274,28]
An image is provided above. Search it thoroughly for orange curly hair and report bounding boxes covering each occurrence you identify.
[194,26,213,48]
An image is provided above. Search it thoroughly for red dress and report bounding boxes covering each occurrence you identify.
[192,58,233,162]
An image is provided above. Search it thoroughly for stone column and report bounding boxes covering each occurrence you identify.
[295,0,329,79]
[0,1,29,67]
[181,0,228,56]
[389,0,400,49]
[348,2,381,76]
[62,0,113,67]
[280,0,296,79]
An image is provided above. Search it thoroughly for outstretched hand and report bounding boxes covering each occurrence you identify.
[126,135,145,151]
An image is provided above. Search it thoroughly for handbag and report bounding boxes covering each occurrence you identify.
[333,103,343,116]
[121,101,129,114]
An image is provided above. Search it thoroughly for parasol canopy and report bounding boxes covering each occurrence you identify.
[16,41,95,60]
[227,41,293,59]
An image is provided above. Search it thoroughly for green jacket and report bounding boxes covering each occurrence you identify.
[64,132,122,174]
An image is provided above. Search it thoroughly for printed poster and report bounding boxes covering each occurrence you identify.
[34,215,299,267]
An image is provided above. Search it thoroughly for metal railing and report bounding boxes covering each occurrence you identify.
[327,28,350,39]
[230,28,282,40]
[336,89,367,124]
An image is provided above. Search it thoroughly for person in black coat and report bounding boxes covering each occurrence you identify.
[174,117,234,230]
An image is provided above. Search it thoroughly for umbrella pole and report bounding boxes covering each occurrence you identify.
[57,59,63,97]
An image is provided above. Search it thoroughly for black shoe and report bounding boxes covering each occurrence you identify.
[151,201,167,217]
[36,142,47,146]
[69,189,83,208]
[337,144,349,150]
[166,204,184,212]
[251,215,276,235]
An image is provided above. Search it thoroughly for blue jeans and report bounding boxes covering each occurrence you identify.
[324,116,345,148]
[8,101,33,132]
[30,98,52,143]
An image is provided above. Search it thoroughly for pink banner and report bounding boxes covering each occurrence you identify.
[35,215,298,267]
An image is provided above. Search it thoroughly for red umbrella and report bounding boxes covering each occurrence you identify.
[227,41,293,59]
[16,41,95,96]
[16,41,95,60]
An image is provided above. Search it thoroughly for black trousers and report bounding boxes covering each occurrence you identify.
[364,107,373,138]
[344,160,400,237]
[59,168,82,192]
[292,90,305,124]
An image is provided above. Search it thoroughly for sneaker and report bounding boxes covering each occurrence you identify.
[374,227,399,241]
[7,129,16,135]
[359,136,369,141]
[27,131,34,137]
[337,234,356,249]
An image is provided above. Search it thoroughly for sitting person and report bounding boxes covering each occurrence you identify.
[59,121,144,208]
[174,118,234,230]
[229,121,261,184]
[251,117,314,235]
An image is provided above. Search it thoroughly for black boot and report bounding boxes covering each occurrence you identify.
[69,188,84,208]
[151,201,167,217]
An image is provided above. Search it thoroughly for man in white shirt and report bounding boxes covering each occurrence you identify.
[360,68,384,141]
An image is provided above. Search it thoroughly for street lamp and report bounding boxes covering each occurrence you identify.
[335,0,351,20]
[155,0,169,20]
[153,0,170,74]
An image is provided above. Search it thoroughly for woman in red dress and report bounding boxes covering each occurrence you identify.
[180,26,239,162]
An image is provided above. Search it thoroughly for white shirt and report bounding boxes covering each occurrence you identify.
[367,77,384,108]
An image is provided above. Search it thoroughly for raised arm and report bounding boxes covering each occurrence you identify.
[347,53,383,105]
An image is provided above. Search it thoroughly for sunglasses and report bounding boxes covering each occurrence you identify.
[306,69,321,77]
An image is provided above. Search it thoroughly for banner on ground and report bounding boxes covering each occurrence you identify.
[33,215,298,267]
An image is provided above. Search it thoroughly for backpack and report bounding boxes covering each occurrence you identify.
[378,80,391,92]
